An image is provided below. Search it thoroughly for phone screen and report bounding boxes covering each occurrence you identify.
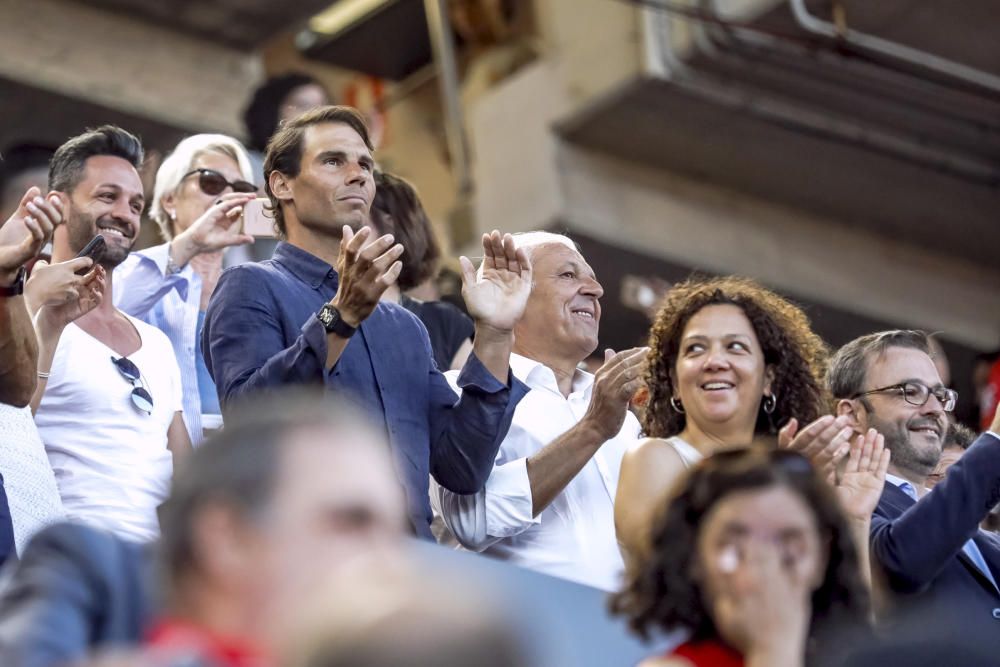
[241,198,276,238]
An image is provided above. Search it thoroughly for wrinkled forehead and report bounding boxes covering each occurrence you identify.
[865,345,941,388]
[531,242,592,273]
[302,122,371,160]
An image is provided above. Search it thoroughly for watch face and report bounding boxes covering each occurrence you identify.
[319,306,334,327]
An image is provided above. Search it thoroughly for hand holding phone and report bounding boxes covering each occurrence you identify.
[74,235,106,275]
[241,198,276,238]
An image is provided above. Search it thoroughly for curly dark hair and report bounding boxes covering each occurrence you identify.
[609,448,870,643]
[643,276,829,439]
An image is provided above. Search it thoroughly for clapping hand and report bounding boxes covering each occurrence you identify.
[779,415,855,480]
[835,428,890,521]
[0,187,63,283]
[583,347,649,441]
[459,230,532,332]
[330,225,404,326]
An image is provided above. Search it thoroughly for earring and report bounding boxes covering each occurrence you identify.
[670,397,685,414]
[169,211,176,221]
[763,393,777,414]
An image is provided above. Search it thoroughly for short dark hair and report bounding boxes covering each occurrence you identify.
[48,125,143,194]
[944,421,976,450]
[243,72,328,152]
[263,106,372,238]
[610,448,870,643]
[158,390,382,594]
[827,330,931,401]
[644,276,829,439]
[371,171,441,291]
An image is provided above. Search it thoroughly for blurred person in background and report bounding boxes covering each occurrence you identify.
[143,393,406,666]
[611,448,876,667]
[432,232,646,591]
[976,351,1000,431]
[615,277,831,565]
[204,106,531,539]
[926,421,977,488]
[1,143,56,221]
[243,72,332,186]
[33,125,190,543]
[370,170,473,370]
[115,134,257,444]
[828,330,1000,653]
[282,555,532,667]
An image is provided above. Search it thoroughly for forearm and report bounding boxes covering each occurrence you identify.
[848,516,874,592]
[0,296,38,407]
[526,420,605,516]
[167,412,193,467]
[430,359,528,494]
[114,246,189,318]
[470,322,513,385]
[29,319,63,414]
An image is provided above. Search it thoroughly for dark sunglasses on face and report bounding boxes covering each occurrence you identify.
[111,356,154,415]
[181,168,257,196]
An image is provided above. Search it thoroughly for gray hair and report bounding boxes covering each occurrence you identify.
[476,231,578,279]
[827,330,931,400]
[149,133,255,240]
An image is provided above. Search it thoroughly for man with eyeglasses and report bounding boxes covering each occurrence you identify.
[828,329,1000,651]
[32,126,191,543]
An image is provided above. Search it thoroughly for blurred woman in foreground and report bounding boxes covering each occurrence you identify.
[611,447,882,667]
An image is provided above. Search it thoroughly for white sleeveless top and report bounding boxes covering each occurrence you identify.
[664,435,703,468]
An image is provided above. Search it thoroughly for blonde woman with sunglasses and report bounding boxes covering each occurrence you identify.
[115,134,258,445]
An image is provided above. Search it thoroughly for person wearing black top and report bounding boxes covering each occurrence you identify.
[371,171,473,370]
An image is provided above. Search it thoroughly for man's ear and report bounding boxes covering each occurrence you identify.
[269,171,293,204]
[836,398,863,433]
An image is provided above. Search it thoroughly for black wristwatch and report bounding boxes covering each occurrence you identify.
[0,267,26,297]
[317,303,357,338]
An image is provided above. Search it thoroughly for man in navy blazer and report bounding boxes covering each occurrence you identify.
[828,329,1000,651]
[204,106,531,538]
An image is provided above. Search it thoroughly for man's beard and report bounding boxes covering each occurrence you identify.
[868,410,943,478]
[67,208,132,269]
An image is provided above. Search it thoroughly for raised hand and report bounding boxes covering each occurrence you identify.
[459,230,532,332]
[330,225,404,327]
[779,415,854,480]
[24,257,97,317]
[0,187,64,282]
[583,347,649,441]
[34,262,105,330]
[836,428,890,522]
[170,192,256,266]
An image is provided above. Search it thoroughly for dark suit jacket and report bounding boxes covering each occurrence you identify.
[870,431,1000,651]
[0,522,154,667]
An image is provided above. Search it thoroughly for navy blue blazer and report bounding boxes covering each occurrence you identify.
[204,242,529,538]
[870,432,1000,650]
[0,522,155,667]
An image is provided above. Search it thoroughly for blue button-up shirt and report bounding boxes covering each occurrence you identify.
[202,242,528,538]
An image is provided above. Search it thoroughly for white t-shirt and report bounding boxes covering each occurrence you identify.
[34,313,183,543]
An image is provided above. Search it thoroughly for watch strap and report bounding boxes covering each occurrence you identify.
[318,303,357,338]
[0,267,26,297]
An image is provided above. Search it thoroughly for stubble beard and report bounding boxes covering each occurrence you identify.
[66,206,132,269]
[871,411,942,478]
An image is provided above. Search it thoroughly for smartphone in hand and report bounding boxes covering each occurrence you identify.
[241,198,276,238]
[74,234,106,275]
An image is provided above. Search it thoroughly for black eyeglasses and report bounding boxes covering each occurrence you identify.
[851,381,957,412]
[181,168,257,196]
[111,356,154,415]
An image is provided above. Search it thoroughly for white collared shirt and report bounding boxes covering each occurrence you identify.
[431,353,642,591]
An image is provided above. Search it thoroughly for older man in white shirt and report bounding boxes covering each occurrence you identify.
[432,232,646,591]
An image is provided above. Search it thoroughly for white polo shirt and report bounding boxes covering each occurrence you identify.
[34,314,183,543]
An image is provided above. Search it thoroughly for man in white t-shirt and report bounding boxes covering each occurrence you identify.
[32,126,191,543]
[432,233,646,591]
